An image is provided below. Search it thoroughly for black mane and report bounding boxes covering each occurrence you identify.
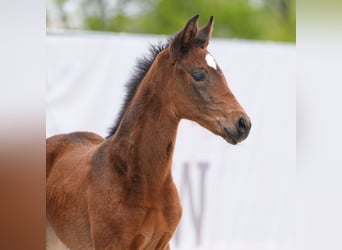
[106,41,169,138]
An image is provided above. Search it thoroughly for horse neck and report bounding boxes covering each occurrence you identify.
[108,58,179,184]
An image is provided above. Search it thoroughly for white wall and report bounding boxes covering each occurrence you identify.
[47,31,295,250]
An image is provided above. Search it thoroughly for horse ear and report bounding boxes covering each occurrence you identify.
[170,14,199,57]
[196,16,214,49]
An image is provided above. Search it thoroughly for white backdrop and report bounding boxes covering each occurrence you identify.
[47,31,295,250]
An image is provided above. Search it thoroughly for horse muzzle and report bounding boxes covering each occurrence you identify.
[220,114,251,145]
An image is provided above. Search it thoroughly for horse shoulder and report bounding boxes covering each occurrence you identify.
[46,132,105,249]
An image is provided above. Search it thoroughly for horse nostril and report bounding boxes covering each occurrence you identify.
[238,117,247,134]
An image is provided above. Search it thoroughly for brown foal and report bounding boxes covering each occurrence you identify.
[46,14,251,250]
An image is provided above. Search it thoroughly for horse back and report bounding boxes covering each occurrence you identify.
[46,131,104,178]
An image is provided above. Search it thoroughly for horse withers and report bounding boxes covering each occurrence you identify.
[46,14,251,250]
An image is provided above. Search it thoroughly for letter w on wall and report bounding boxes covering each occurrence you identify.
[174,162,209,246]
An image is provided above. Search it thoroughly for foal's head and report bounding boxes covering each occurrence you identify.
[161,15,251,144]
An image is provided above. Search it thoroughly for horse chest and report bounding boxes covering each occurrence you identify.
[87,182,182,249]
[90,174,182,247]
[112,180,182,245]
[121,203,182,249]
[121,188,182,231]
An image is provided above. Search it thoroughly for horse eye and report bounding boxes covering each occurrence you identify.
[191,71,206,81]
